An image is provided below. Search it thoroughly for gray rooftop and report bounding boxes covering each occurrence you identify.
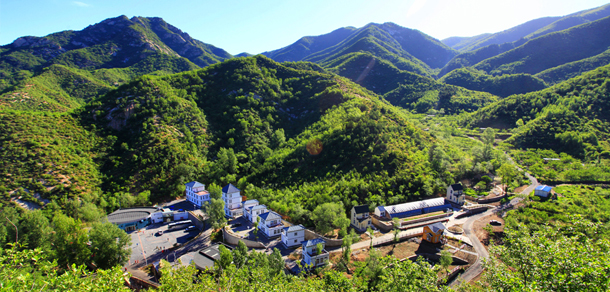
[186,181,205,188]
[283,224,305,233]
[106,207,158,225]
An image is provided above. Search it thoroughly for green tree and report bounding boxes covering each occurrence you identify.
[233,240,248,268]
[18,210,51,250]
[439,250,452,279]
[484,222,610,291]
[373,257,448,291]
[217,245,233,271]
[89,221,131,270]
[205,198,226,229]
[51,213,91,269]
[208,183,222,200]
[253,216,260,239]
[268,248,284,276]
[367,226,374,249]
[311,202,346,235]
[497,163,517,194]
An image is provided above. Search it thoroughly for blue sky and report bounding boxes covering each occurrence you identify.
[1,0,609,55]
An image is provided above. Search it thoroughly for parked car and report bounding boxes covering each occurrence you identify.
[489,220,502,226]
[185,226,196,231]
[232,223,242,228]
[157,230,164,236]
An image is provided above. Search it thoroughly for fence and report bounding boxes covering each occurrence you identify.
[372,230,422,246]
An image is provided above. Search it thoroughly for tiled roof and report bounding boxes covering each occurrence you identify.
[258,211,281,221]
[283,224,305,232]
[186,181,205,188]
[450,183,463,191]
[222,183,240,194]
[302,238,325,247]
[249,205,267,211]
[428,222,445,233]
[353,205,369,214]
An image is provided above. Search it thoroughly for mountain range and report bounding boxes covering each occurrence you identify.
[1,3,610,216]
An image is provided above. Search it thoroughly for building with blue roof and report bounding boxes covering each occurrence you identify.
[258,211,283,238]
[281,224,305,248]
[301,238,329,267]
[534,185,553,198]
[222,183,243,218]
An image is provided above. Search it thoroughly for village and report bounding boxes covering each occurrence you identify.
[107,178,554,286]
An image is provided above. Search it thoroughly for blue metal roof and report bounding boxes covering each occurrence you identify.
[185,181,205,188]
[535,185,552,192]
[283,224,305,232]
[302,238,325,247]
[222,183,241,194]
[258,211,281,221]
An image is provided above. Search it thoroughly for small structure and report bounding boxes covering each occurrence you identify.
[185,181,210,208]
[422,222,445,244]
[258,211,283,238]
[534,185,552,198]
[222,184,243,218]
[192,244,233,271]
[281,224,305,248]
[301,238,329,268]
[350,205,371,232]
[446,183,465,205]
[245,204,268,224]
[106,207,157,231]
[374,198,451,219]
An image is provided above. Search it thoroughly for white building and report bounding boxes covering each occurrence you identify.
[173,210,188,221]
[222,184,243,217]
[350,205,371,232]
[242,199,259,215]
[301,238,329,267]
[258,211,283,238]
[281,224,305,248]
[185,181,210,208]
[245,204,268,224]
[446,183,465,205]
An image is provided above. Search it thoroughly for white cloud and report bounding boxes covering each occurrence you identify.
[73,1,90,7]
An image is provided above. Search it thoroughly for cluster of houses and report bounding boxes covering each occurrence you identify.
[185,181,474,268]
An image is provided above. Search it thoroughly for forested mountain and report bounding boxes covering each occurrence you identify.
[440,67,546,97]
[262,27,357,62]
[442,3,610,52]
[0,15,231,111]
[465,63,610,158]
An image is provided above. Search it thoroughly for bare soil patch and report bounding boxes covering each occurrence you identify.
[473,214,505,249]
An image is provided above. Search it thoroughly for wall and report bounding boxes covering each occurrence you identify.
[187,211,205,231]
[401,212,453,227]
[371,215,394,232]
[222,226,266,248]
[303,229,343,247]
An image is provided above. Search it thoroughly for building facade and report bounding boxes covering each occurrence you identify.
[422,222,446,244]
[222,184,243,217]
[185,181,210,208]
[281,225,305,248]
[350,205,371,232]
[245,204,268,224]
[446,183,465,205]
[301,238,329,267]
[258,211,283,238]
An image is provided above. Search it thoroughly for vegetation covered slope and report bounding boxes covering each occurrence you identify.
[465,63,610,158]
[440,67,546,97]
[473,15,610,76]
[0,15,231,92]
[262,27,357,62]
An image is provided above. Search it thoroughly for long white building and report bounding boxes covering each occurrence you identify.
[185,181,210,208]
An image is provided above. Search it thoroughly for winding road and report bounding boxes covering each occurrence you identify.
[449,154,538,287]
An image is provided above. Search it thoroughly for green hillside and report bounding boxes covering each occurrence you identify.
[465,63,610,158]
[262,27,357,62]
[440,68,547,97]
[474,15,610,75]
[534,48,610,85]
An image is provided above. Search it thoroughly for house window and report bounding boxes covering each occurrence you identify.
[294,232,297,236]
[294,239,297,243]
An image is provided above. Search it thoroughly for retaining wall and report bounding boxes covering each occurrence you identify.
[303,229,343,247]
[187,211,205,231]
[371,215,394,232]
[401,212,453,227]
[222,226,266,248]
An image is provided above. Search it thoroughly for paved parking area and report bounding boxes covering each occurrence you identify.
[162,198,207,219]
[126,222,199,266]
